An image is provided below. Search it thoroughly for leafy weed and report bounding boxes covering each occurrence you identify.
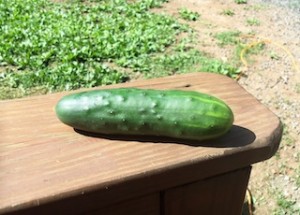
[179,8,200,21]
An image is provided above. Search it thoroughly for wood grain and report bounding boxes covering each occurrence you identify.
[88,193,160,215]
[0,72,282,214]
[164,167,251,215]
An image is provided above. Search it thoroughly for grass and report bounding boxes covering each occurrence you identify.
[244,3,268,11]
[295,83,300,94]
[282,133,295,147]
[296,160,300,187]
[235,0,247,4]
[270,51,281,60]
[279,124,295,147]
[273,191,300,215]
[221,9,235,16]
[246,18,261,26]
[0,0,240,99]
[0,0,181,97]
[214,30,263,61]
[272,126,300,214]
[116,48,240,79]
[214,30,241,46]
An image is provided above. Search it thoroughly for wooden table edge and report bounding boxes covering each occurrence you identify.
[0,72,283,214]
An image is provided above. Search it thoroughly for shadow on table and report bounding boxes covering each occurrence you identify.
[74,125,256,148]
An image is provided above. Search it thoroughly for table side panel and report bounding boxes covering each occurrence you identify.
[164,167,251,215]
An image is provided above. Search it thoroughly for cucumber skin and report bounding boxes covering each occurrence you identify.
[55,88,234,141]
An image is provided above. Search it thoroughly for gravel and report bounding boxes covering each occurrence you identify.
[259,0,300,12]
[237,0,300,214]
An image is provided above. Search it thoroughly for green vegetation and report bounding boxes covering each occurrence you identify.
[214,30,265,68]
[221,9,235,16]
[279,125,294,148]
[246,18,261,26]
[236,41,265,58]
[273,191,300,215]
[270,51,281,60]
[296,163,300,187]
[244,3,268,11]
[282,133,295,147]
[0,0,181,98]
[0,0,240,99]
[214,31,241,46]
[295,83,300,94]
[178,8,200,21]
[235,0,247,4]
[123,49,239,78]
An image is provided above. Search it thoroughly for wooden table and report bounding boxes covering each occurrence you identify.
[1,72,282,215]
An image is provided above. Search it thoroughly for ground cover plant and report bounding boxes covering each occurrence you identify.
[235,0,247,4]
[0,0,239,99]
[178,8,200,21]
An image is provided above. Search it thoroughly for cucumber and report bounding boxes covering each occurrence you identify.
[55,88,234,141]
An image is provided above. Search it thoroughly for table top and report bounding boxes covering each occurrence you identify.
[0,72,282,214]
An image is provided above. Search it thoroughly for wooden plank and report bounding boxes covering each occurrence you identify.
[164,167,251,215]
[87,193,160,215]
[0,72,282,214]
[6,193,160,215]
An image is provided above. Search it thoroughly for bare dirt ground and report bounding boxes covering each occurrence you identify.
[155,0,300,214]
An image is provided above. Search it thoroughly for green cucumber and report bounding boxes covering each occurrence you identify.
[55,88,234,141]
